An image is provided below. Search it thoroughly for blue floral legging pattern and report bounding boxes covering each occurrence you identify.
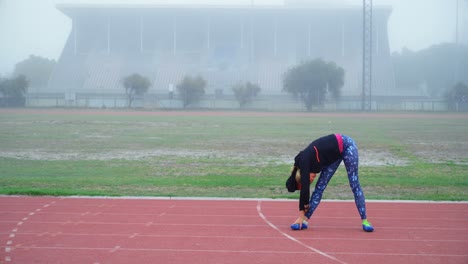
[304,135,367,220]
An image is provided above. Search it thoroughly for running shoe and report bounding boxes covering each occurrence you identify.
[362,219,374,232]
[290,220,308,230]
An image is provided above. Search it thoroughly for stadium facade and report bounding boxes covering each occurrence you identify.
[47,1,395,107]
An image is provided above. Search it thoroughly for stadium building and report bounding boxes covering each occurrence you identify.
[46,0,395,109]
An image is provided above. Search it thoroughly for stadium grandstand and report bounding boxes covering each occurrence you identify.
[44,0,397,109]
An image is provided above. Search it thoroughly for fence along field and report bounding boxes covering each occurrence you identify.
[0,109,467,201]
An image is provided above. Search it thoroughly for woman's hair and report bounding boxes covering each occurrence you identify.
[286,166,299,192]
[286,165,316,192]
[294,167,302,190]
[294,167,301,184]
[295,167,317,191]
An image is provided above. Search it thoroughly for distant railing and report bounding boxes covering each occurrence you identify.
[24,93,458,112]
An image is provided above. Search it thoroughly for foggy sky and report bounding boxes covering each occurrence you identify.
[0,0,464,75]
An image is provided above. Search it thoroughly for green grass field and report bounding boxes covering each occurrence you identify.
[0,109,467,201]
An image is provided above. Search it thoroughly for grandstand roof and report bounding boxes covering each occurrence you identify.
[56,0,352,6]
[56,0,392,16]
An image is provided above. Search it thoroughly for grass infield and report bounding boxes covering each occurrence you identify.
[0,109,467,201]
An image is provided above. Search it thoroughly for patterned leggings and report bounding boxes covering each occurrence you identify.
[304,135,367,220]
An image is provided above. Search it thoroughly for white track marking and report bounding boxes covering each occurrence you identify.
[109,246,120,253]
[6,245,468,258]
[3,200,57,263]
[2,195,467,205]
[256,200,347,264]
[0,231,465,243]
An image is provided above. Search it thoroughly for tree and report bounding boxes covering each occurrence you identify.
[445,82,468,111]
[283,58,344,111]
[392,43,468,96]
[232,81,261,109]
[13,55,55,88]
[0,75,29,107]
[176,75,206,108]
[419,44,468,96]
[122,73,151,108]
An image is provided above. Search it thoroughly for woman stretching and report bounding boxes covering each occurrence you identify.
[286,134,374,232]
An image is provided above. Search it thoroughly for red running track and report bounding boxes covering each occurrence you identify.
[0,196,467,264]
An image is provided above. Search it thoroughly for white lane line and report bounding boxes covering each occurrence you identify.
[0,219,466,231]
[3,200,57,263]
[109,246,120,253]
[1,231,466,243]
[8,245,331,254]
[256,200,347,264]
[8,245,468,258]
[129,233,139,239]
[333,252,468,257]
[1,210,466,220]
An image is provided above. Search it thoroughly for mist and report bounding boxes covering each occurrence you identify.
[0,0,467,111]
[0,0,465,76]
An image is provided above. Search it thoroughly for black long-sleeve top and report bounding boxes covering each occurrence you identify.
[294,134,342,211]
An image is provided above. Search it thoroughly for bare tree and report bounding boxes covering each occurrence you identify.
[122,73,151,108]
[177,75,206,109]
[0,75,29,107]
[283,58,344,111]
[232,81,261,109]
